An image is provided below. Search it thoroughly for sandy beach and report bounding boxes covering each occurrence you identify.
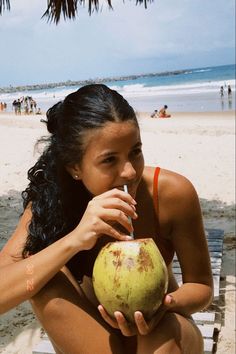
[0,111,235,353]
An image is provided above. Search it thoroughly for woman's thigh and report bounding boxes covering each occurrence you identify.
[30,268,136,354]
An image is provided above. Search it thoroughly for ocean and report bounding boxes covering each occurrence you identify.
[0,64,235,113]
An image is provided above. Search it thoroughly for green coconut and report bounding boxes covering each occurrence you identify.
[92,238,168,323]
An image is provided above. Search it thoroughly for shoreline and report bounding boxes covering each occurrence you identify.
[1,109,235,121]
[0,110,235,353]
[0,64,234,94]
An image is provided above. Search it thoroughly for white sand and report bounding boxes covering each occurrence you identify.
[0,111,235,353]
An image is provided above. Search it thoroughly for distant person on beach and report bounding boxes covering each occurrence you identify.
[12,99,22,115]
[227,85,232,110]
[220,86,224,98]
[0,84,212,353]
[150,109,159,118]
[158,104,171,118]
[12,100,18,115]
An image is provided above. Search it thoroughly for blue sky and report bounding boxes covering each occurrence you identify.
[0,0,235,87]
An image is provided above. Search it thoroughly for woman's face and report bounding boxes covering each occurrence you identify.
[72,121,144,197]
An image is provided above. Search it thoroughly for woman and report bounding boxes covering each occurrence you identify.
[0,84,213,354]
[158,105,171,118]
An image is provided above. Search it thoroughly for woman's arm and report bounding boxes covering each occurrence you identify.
[0,206,82,314]
[0,189,136,314]
[165,173,213,316]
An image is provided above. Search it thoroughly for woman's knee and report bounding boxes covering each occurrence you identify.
[137,312,203,354]
[30,270,80,318]
[137,313,181,352]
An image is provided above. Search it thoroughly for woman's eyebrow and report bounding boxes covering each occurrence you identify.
[133,142,142,148]
[96,151,118,159]
[96,142,142,159]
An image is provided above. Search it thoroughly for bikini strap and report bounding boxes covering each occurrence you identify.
[153,167,161,216]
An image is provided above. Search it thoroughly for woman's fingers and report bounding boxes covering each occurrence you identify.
[134,311,150,335]
[88,195,138,234]
[93,218,132,241]
[99,208,135,234]
[94,188,137,206]
[74,188,137,250]
[103,222,133,241]
[100,197,137,217]
[97,306,136,337]
[97,305,119,329]
[98,306,136,336]
[134,297,174,335]
[114,312,136,336]
[90,196,137,220]
[98,306,154,337]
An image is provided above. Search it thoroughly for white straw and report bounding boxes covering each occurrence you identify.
[124,185,134,238]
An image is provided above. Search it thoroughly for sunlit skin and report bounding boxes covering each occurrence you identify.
[0,120,212,354]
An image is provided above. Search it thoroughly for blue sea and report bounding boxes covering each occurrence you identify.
[1,64,235,113]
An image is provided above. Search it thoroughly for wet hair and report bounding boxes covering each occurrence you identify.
[22,84,138,257]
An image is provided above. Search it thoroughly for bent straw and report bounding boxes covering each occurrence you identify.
[123,185,134,239]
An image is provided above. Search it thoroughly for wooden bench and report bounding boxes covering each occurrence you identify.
[173,228,224,353]
[33,228,224,354]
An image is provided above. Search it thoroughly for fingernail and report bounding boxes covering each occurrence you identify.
[135,311,142,319]
[131,199,137,205]
[166,295,173,304]
[125,236,133,240]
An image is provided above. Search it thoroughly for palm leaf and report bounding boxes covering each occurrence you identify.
[0,0,10,14]
[0,0,153,23]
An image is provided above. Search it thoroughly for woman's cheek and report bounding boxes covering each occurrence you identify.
[82,176,114,196]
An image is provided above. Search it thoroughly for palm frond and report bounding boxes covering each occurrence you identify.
[0,0,10,14]
[42,0,114,23]
[42,0,78,24]
[43,0,153,23]
[0,0,153,23]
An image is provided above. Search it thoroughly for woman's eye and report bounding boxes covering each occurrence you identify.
[102,156,116,164]
[132,148,142,156]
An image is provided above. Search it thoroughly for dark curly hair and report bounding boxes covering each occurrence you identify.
[22,84,138,258]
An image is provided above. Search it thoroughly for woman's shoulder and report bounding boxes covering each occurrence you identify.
[143,165,192,183]
[142,166,200,222]
[143,166,198,202]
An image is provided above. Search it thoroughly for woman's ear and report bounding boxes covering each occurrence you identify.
[65,164,81,180]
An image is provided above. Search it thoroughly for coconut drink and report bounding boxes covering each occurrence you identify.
[92,238,168,323]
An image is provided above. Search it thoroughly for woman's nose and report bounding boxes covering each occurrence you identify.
[120,162,136,180]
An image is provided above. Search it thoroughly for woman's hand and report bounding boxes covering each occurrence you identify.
[98,294,175,336]
[69,188,137,251]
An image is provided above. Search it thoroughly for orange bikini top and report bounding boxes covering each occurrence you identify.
[153,167,174,266]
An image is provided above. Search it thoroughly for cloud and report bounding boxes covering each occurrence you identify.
[0,0,235,86]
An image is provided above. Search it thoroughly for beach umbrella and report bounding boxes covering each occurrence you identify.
[0,0,152,24]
